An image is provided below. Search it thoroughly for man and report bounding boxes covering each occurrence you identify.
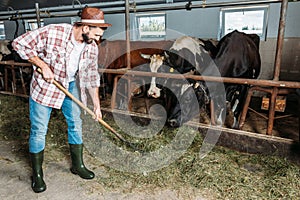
[12,7,111,193]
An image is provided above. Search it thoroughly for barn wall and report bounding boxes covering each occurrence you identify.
[0,1,299,82]
[103,1,300,82]
[43,17,73,25]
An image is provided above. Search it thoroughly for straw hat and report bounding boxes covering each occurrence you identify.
[75,7,112,28]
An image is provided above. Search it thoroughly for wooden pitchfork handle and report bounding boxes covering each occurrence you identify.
[36,68,125,142]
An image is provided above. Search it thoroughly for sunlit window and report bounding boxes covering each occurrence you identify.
[136,13,166,40]
[25,19,44,31]
[219,6,269,40]
[0,22,5,40]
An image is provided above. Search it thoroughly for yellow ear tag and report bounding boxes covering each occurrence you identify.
[170,68,174,73]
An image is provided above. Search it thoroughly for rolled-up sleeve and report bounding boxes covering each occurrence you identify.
[12,27,48,60]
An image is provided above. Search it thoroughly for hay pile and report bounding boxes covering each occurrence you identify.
[1,94,300,199]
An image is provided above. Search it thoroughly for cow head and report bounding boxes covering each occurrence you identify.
[164,49,196,74]
[163,36,213,76]
[140,53,165,73]
[140,53,166,98]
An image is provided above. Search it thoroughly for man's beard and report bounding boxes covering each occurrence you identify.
[82,33,93,44]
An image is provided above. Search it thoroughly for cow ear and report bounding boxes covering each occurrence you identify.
[140,53,151,59]
[164,51,169,59]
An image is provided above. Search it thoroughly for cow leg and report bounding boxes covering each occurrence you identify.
[164,88,175,118]
[106,74,114,93]
[211,94,226,126]
[229,85,249,129]
[0,71,4,90]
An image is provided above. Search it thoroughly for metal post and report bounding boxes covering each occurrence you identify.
[273,0,288,81]
[125,0,131,69]
[35,3,41,28]
[266,0,289,135]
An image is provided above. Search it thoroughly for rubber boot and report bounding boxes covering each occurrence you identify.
[69,144,95,179]
[30,150,46,193]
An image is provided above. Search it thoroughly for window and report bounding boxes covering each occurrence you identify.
[25,19,44,32]
[0,22,5,40]
[219,5,269,40]
[136,13,166,40]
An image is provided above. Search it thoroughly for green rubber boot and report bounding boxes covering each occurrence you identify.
[30,150,46,193]
[69,144,95,179]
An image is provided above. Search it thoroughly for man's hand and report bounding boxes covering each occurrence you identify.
[94,106,102,120]
[29,56,54,83]
[41,67,54,83]
[88,87,102,120]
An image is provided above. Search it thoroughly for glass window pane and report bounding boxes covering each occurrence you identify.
[220,6,268,40]
[0,22,5,40]
[25,19,44,32]
[136,13,166,40]
[224,10,265,36]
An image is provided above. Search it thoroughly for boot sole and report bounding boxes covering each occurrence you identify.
[70,168,95,179]
[31,176,46,193]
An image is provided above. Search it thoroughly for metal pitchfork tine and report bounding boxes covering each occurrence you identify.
[36,68,137,149]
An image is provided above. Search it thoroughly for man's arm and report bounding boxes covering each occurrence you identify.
[28,56,54,83]
[87,87,102,119]
[12,26,53,82]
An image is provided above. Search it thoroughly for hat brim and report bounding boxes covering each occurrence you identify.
[75,22,112,28]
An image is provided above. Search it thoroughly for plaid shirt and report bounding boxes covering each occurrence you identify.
[12,23,100,109]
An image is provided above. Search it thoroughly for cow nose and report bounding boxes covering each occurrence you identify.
[168,119,180,128]
[147,91,157,98]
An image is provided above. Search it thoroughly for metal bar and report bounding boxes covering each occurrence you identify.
[0,1,125,16]
[248,107,269,120]
[274,114,294,120]
[18,67,27,95]
[124,0,282,14]
[273,0,288,81]
[0,0,282,20]
[0,91,29,98]
[267,87,279,134]
[125,0,131,69]
[4,67,8,91]
[11,64,16,93]
[98,68,300,89]
[35,3,41,28]
[0,61,32,66]
[239,87,255,129]
[265,0,288,135]
[111,75,122,109]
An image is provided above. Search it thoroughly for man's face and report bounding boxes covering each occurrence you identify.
[82,26,105,44]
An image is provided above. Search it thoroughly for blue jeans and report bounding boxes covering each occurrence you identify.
[29,81,83,153]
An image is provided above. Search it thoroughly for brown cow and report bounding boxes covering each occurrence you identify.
[98,40,173,92]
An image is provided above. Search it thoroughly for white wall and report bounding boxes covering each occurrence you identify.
[102,1,300,81]
[103,1,300,40]
[1,1,299,81]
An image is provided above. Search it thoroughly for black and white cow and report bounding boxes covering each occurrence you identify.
[141,36,212,98]
[166,80,210,127]
[213,30,261,128]
[168,31,261,128]
[141,36,214,127]
[142,30,261,128]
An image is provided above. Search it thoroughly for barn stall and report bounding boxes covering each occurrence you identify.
[0,0,300,199]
